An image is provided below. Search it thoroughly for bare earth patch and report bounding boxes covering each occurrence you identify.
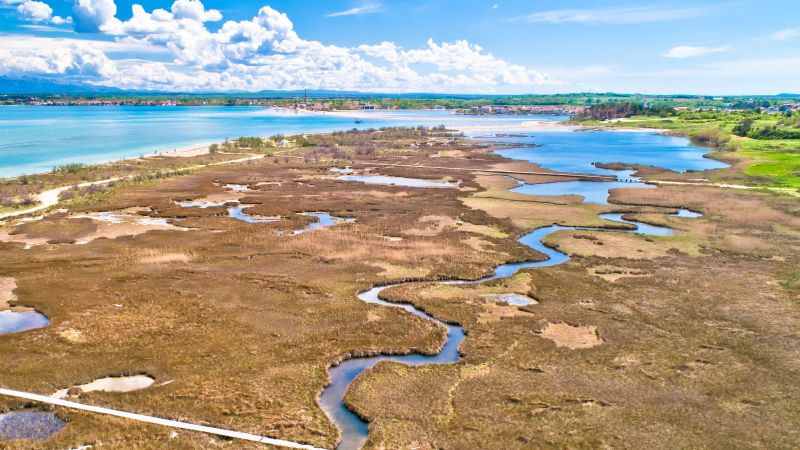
[537,322,604,349]
[0,209,191,248]
[0,276,16,309]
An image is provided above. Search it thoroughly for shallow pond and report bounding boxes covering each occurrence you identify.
[0,411,66,441]
[175,200,230,208]
[292,213,356,235]
[492,130,729,176]
[481,293,538,306]
[675,209,703,218]
[491,130,728,205]
[227,206,280,224]
[0,310,49,335]
[329,167,354,174]
[338,175,457,188]
[511,180,654,205]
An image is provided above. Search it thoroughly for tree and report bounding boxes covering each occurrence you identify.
[732,118,754,137]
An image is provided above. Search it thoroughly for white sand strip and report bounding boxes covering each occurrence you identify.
[0,154,265,221]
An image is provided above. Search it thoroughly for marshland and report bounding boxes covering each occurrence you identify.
[0,124,799,450]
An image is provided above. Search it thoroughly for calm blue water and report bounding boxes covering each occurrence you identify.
[0,310,50,335]
[227,206,279,224]
[0,411,66,441]
[0,107,557,178]
[488,130,728,205]
[599,213,673,236]
[493,131,729,176]
[511,180,654,205]
[293,213,356,234]
[338,175,458,188]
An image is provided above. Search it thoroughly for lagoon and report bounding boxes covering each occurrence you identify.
[493,131,728,176]
[0,107,555,178]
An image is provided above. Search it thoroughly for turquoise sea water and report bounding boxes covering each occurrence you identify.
[0,107,559,178]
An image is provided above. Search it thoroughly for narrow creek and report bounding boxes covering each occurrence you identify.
[320,208,700,450]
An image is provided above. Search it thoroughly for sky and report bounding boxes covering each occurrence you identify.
[0,0,799,94]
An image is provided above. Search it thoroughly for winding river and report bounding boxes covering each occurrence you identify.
[319,208,698,450]
[0,122,718,446]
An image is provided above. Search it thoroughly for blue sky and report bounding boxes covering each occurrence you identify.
[1,0,799,94]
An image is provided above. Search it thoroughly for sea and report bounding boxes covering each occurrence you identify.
[0,106,725,178]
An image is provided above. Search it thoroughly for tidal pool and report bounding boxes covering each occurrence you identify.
[227,206,280,223]
[292,213,356,234]
[329,167,354,174]
[338,175,457,188]
[175,200,230,208]
[675,209,703,218]
[511,180,654,205]
[0,310,49,335]
[0,411,66,441]
[481,293,538,306]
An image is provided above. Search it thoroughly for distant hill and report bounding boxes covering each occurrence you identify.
[2,78,799,100]
[0,77,122,94]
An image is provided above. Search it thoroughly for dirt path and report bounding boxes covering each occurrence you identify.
[0,387,326,449]
[0,154,265,222]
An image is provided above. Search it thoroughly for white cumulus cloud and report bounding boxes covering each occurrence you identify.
[0,42,116,78]
[5,0,557,93]
[4,0,72,24]
[72,0,121,33]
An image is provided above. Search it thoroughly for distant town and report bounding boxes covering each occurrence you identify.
[2,93,799,117]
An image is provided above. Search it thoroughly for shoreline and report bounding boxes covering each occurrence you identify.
[0,113,570,181]
[0,141,217,182]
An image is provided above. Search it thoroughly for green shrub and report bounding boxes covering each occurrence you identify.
[52,163,87,174]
